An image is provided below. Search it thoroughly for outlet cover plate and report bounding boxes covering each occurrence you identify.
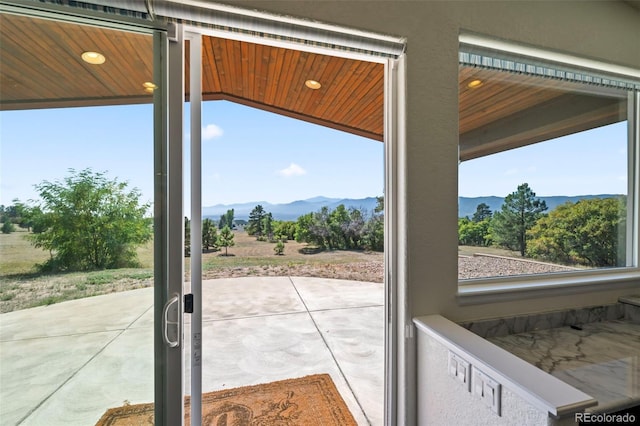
[473,368,502,416]
[448,351,471,392]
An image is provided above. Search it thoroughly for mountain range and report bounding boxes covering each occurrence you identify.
[203,196,380,221]
[458,194,623,219]
[202,194,624,221]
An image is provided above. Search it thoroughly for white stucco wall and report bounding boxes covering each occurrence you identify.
[417,329,577,426]
[217,3,639,424]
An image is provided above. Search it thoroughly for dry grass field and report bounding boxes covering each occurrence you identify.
[1,231,578,313]
[0,230,383,313]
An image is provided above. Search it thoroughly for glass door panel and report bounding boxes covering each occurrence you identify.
[0,12,159,425]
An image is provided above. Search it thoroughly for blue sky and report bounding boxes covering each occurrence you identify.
[459,121,628,198]
[0,101,384,207]
[1,102,627,208]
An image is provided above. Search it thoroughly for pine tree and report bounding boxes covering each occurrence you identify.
[491,183,547,256]
[217,225,235,256]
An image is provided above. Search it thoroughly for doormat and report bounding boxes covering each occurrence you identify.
[96,373,358,425]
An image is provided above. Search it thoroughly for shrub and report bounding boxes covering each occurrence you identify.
[527,197,625,267]
[274,240,285,255]
[1,221,15,234]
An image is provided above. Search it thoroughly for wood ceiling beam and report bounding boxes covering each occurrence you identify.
[0,95,153,111]
[202,92,384,142]
[459,93,625,161]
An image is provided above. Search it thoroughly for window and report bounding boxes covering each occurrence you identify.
[458,38,639,285]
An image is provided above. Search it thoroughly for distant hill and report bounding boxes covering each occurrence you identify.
[203,194,623,221]
[203,196,380,221]
[459,194,624,218]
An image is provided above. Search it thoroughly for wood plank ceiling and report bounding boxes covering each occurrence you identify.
[0,12,626,148]
[459,66,626,160]
[0,13,154,109]
[191,37,385,140]
[0,12,384,141]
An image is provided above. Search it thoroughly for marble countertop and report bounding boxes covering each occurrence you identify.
[488,320,640,413]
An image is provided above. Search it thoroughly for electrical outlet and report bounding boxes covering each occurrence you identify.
[448,351,471,392]
[473,368,501,416]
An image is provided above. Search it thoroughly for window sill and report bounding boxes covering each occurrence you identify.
[457,269,640,305]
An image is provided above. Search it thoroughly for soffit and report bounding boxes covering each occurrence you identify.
[0,12,625,147]
[189,37,385,140]
[0,13,154,109]
[0,13,384,141]
[459,66,626,161]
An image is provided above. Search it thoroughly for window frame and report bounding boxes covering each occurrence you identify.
[457,35,640,300]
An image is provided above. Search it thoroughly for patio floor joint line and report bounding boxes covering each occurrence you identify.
[14,304,153,425]
[287,276,373,426]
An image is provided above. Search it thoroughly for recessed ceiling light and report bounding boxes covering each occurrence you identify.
[467,79,483,89]
[81,51,106,65]
[143,82,157,93]
[305,79,322,90]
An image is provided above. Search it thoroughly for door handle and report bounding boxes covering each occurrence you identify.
[163,293,181,348]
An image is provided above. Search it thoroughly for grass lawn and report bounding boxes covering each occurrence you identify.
[0,229,51,275]
[0,230,382,313]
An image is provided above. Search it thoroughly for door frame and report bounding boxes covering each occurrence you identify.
[155,22,186,426]
[167,20,408,425]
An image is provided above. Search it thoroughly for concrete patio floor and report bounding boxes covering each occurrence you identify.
[0,276,384,425]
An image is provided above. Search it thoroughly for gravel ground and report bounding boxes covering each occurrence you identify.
[201,261,385,283]
[201,254,575,282]
[458,254,579,279]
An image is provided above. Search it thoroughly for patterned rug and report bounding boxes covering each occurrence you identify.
[96,374,357,425]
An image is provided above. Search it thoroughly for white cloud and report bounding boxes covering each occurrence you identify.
[277,163,307,177]
[202,124,223,140]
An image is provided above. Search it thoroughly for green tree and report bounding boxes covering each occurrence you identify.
[310,206,331,249]
[218,208,235,230]
[344,207,366,249]
[472,203,492,222]
[25,205,47,233]
[226,209,235,229]
[362,198,384,251]
[274,239,285,255]
[374,196,384,213]
[218,214,227,230]
[274,220,296,241]
[362,212,384,251]
[202,218,218,251]
[247,205,266,237]
[328,204,350,249]
[527,197,625,267]
[295,212,314,244]
[2,221,15,234]
[491,183,547,256]
[1,199,35,230]
[458,217,491,246]
[29,169,152,271]
[262,212,274,241]
[294,203,384,252]
[217,225,235,256]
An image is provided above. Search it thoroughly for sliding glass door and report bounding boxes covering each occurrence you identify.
[0,7,168,425]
